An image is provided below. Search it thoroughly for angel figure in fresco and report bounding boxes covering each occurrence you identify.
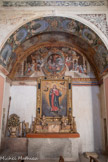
[49,85,62,112]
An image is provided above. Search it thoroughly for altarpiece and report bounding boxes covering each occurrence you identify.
[31,76,77,134]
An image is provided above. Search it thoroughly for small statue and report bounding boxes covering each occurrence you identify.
[19,122,22,137]
[25,122,29,134]
[61,116,68,128]
[33,117,42,133]
[70,120,73,133]
[31,121,35,133]
[72,117,77,133]
[35,117,41,125]
[41,115,47,129]
[22,120,26,137]
[68,111,72,124]
[59,156,64,162]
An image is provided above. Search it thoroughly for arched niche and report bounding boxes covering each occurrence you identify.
[8,32,97,80]
[0,16,107,80]
[0,15,106,155]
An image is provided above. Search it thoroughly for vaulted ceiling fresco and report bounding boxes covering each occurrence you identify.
[0,16,108,80]
[15,45,95,79]
[8,32,98,79]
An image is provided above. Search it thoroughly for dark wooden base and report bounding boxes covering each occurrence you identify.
[26,133,80,138]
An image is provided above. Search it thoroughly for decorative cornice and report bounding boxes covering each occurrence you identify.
[13,77,98,85]
[72,78,97,82]
[3,1,105,7]
[72,78,99,86]
[12,81,37,86]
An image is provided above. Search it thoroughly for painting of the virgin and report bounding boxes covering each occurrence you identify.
[41,80,68,117]
[49,85,62,112]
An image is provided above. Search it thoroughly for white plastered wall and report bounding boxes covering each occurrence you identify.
[0,74,10,148]
[2,80,10,137]
[9,85,36,127]
[72,86,102,153]
[9,85,102,153]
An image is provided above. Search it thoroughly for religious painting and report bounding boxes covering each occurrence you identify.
[36,76,72,119]
[43,50,66,76]
[14,47,95,79]
[64,50,95,78]
[15,51,45,78]
[0,44,13,65]
[41,80,67,117]
[45,53,64,73]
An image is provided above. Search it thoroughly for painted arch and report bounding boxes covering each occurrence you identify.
[0,16,108,79]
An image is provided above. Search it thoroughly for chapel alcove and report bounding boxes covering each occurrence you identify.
[0,16,107,161]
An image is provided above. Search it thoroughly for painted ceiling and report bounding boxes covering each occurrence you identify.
[0,16,108,80]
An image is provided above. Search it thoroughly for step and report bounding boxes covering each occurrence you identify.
[79,154,108,162]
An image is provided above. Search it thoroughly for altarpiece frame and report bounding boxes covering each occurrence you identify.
[36,76,72,120]
[33,76,77,133]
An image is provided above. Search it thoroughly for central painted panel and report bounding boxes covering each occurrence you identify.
[41,79,67,117]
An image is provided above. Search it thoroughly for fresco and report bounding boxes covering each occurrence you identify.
[15,48,95,78]
[98,45,108,68]
[0,44,12,65]
[0,16,108,76]
[0,44,17,71]
[43,51,66,75]
[45,53,64,74]
[15,52,45,78]
[13,28,28,45]
[64,51,95,78]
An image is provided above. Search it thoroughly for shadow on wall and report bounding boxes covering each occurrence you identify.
[91,86,102,153]
[73,85,103,154]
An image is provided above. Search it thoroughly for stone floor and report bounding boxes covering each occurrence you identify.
[79,154,108,162]
[0,151,76,162]
[0,150,107,162]
[0,160,76,162]
[1,159,76,162]
[0,161,72,162]
[1,138,79,161]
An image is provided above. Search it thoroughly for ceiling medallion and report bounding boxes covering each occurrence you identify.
[43,48,66,76]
